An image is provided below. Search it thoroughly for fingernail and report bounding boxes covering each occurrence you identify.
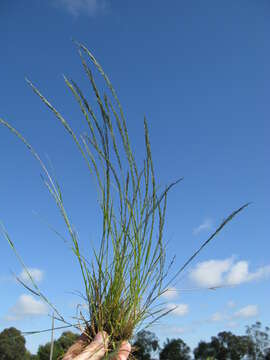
[118,341,131,360]
[121,341,130,348]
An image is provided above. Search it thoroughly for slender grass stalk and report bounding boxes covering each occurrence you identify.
[0,43,249,358]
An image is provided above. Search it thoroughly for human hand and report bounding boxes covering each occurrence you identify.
[63,332,131,360]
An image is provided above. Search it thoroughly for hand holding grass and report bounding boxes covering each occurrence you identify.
[0,42,249,359]
[63,332,131,360]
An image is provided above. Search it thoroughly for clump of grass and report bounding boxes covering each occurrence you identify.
[0,43,249,357]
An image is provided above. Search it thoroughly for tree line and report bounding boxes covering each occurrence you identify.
[0,321,269,359]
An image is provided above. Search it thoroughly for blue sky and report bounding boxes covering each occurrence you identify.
[0,0,269,354]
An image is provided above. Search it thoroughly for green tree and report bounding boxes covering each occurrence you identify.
[194,340,215,360]
[36,331,79,360]
[24,350,38,360]
[194,331,251,360]
[37,342,62,360]
[132,330,159,360]
[0,327,27,360]
[246,322,270,359]
[159,338,191,360]
[264,348,270,360]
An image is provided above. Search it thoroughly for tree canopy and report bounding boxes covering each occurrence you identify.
[1,322,270,359]
[193,331,252,360]
[0,327,27,360]
[246,321,270,359]
[37,331,79,360]
[160,338,191,360]
[132,330,160,360]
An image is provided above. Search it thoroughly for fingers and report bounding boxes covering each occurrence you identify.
[63,332,131,360]
[62,333,89,360]
[63,332,108,360]
[75,332,108,360]
[116,341,131,360]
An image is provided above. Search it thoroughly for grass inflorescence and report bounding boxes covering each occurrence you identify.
[0,43,249,358]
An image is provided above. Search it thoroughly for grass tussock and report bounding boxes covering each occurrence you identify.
[0,43,249,357]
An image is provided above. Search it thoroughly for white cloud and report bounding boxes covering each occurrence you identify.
[209,303,258,324]
[161,287,178,300]
[210,312,224,322]
[227,262,270,285]
[190,259,232,287]
[193,218,213,235]
[5,294,48,321]
[20,268,44,283]
[207,303,258,327]
[190,258,270,288]
[166,303,189,316]
[54,0,108,17]
[234,305,259,319]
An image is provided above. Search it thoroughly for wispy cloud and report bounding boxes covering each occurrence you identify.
[5,294,48,321]
[209,304,258,324]
[19,268,44,283]
[234,305,259,319]
[166,303,189,316]
[190,258,270,288]
[210,312,225,322]
[193,218,213,235]
[53,0,108,17]
[226,261,270,285]
[161,287,179,300]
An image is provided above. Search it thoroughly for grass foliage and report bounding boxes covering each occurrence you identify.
[0,43,249,357]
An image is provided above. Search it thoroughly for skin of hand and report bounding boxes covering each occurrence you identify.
[62,331,131,360]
